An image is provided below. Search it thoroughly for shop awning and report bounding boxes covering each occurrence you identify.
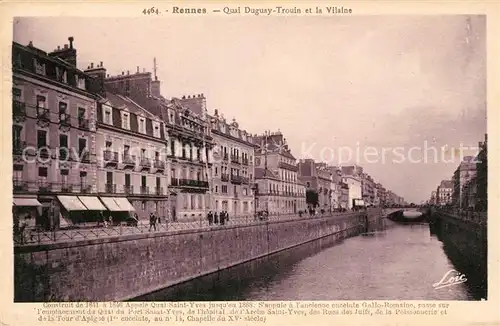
[99,197,123,211]
[113,197,136,211]
[13,197,42,206]
[78,196,107,211]
[57,196,88,211]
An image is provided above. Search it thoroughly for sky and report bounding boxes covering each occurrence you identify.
[13,16,487,203]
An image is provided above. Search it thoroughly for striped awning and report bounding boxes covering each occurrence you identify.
[57,196,88,211]
[99,197,122,211]
[13,197,42,206]
[113,197,135,211]
[78,196,107,211]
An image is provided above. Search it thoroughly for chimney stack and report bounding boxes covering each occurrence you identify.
[68,36,74,49]
[100,61,103,67]
[137,66,139,73]
[127,70,130,75]
[90,62,94,69]
[64,44,68,49]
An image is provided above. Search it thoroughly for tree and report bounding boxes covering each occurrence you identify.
[306,190,319,208]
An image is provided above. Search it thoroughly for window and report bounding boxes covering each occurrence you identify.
[38,167,48,180]
[121,112,130,129]
[103,105,112,124]
[34,58,46,75]
[142,201,146,211]
[141,148,146,159]
[36,95,46,112]
[60,169,69,184]
[78,138,87,156]
[12,125,22,149]
[124,145,130,156]
[37,130,47,148]
[215,167,218,176]
[77,75,86,90]
[183,194,188,209]
[198,195,202,209]
[138,118,146,133]
[215,186,219,193]
[125,174,131,186]
[13,88,22,101]
[59,134,69,160]
[78,107,86,119]
[153,122,161,138]
[106,172,113,184]
[156,177,161,189]
[13,165,23,181]
[190,195,195,210]
[170,139,175,156]
[171,168,176,179]
[141,175,147,187]
[80,171,87,186]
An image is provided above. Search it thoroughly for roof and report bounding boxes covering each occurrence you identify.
[103,92,161,121]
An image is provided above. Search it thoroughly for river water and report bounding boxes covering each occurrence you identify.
[134,218,486,301]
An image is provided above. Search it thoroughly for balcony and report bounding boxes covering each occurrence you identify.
[59,113,71,127]
[221,174,229,182]
[13,141,27,155]
[278,161,299,172]
[241,176,250,185]
[38,181,53,193]
[37,108,50,122]
[230,175,243,185]
[124,185,134,195]
[122,154,136,168]
[139,157,151,170]
[231,156,240,164]
[140,186,150,195]
[60,183,73,193]
[242,158,250,166]
[223,153,229,161]
[103,150,119,166]
[179,179,209,188]
[155,187,164,195]
[78,118,90,130]
[80,184,92,193]
[13,100,26,117]
[154,159,165,171]
[105,184,116,193]
[170,178,179,186]
[13,179,28,192]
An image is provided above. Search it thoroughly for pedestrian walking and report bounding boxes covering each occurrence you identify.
[207,211,213,226]
[213,211,219,225]
[225,211,229,222]
[220,211,226,226]
[149,213,157,232]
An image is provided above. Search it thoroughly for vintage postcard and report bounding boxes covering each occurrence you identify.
[1,1,499,326]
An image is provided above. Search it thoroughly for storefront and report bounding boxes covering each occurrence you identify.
[99,197,136,225]
[13,196,42,229]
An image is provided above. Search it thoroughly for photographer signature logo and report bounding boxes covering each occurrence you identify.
[433,269,467,289]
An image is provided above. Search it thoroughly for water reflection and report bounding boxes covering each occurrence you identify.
[133,218,484,301]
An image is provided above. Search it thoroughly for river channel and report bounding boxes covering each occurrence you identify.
[133,218,486,301]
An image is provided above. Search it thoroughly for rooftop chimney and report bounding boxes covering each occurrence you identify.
[127,70,130,75]
[100,61,103,67]
[90,62,94,69]
[137,66,139,73]
[64,44,68,49]
[68,36,74,49]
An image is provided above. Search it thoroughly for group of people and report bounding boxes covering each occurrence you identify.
[206,211,229,226]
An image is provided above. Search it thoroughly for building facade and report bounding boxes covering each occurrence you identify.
[12,38,99,229]
[209,110,256,216]
[254,131,302,214]
[452,156,477,208]
[436,180,453,206]
[100,67,215,221]
[475,134,487,211]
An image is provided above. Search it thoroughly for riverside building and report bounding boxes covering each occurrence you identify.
[12,38,99,229]
[208,109,256,216]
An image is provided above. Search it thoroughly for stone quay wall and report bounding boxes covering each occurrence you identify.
[14,209,382,302]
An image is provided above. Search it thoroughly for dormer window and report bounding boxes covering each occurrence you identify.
[56,67,67,83]
[76,75,86,90]
[152,121,161,138]
[103,105,112,125]
[138,117,146,134]
[33,58,45,75]
[121,111,130,130]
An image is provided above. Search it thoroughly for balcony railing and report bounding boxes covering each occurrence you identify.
[155,187,164,195]
[122,154,136,167]
[103,150,119,165]
[80,184,92,193]
[37,108,50,121]
[60,183,73,193]
[179,179,209,188]
[38,181,52,193]
[170,178,179,186]
[230,175,243,184]
[59,113,71,126]
[13,141,27,155]
[242,158,250,166]
[154,160,165,170]
[278,161,299,172]
[13,179,28,192]
[140,186,149,195]
[13,100,26,117]
[124,185,134,195]
[223,153,229,161]
[78,118,90,130]
[139,157,151,170]
[105,184,117,193]
[231,156,240,164]
[221,174,229,182]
